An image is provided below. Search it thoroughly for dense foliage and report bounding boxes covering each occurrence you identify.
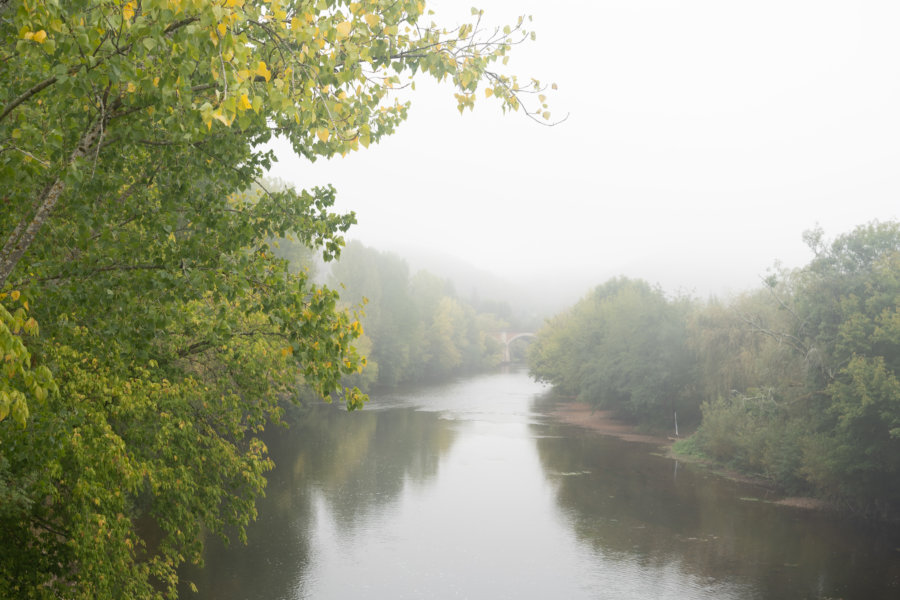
[529,222,900,517]
[528,277,696,427]
[1,0,550,596]
[329,241,508,387]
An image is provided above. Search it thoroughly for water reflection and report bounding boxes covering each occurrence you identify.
[532,395,900,599]
[180,371,900,599]
[180,401,458,598]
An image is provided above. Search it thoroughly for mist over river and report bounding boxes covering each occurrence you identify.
[181,369,900,599]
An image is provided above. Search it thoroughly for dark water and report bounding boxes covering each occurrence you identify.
[181,370,900,599]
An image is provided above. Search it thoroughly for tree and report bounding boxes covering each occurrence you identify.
[684,286,810,486]
[792,223,900,511]
[687,222,900,514]
[329,241,417,385]
[529,277,697,426]
[328,242,506,386]
[0,1,551,596]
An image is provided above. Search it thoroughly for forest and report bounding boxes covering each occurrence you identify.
[326,241,519,386]
[277,238,523,388]
[528,222,900,519]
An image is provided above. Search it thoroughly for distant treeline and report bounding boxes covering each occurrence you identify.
[528,222,900,519]
[322,241,521,387]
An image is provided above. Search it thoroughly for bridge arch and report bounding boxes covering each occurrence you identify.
[495,331,536,363]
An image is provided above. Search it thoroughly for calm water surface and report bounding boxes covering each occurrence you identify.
[181,370,900,599]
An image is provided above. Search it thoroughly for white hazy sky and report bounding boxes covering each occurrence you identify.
[268,0,900,299]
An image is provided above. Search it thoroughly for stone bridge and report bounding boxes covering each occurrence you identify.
[492,331,536,363]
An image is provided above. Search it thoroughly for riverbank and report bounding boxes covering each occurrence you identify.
[548,402,672,445]
[549,401,834,512]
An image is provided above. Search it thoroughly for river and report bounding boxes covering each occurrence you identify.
[180,369,900,599]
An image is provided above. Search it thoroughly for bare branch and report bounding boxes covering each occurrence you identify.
[0,144,50,167]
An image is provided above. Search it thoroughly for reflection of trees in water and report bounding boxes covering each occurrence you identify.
[180,404,457,599]
[291,404,457,530]
[532,415,900,599]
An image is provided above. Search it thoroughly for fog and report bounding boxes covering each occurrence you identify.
[267,0,900,306]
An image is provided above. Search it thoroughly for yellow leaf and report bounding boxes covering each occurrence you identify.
[153,76,160,87]
[209,29,218,46]
[255,61,271,82]
[217,23,227,38]
[335,21,352,39]
[123,2,135,21]
[10,290,20,301]
[316,127,330,143]
[167,232,176,243]
[212,110,232,126]
[364,13,380,28]
[31,30,47,44]
[484,87,493,98]
[551,82,558,90]
[127,82,136,93]
[238,94,252,111]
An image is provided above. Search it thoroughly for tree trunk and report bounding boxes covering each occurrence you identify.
[0,118,104,287]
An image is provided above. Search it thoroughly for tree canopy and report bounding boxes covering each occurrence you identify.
[0,0,552,596]
[529,277,696,426]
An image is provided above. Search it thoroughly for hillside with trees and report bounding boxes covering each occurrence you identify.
[328,241,513,388]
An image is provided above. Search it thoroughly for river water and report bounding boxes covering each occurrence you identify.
[181,369,900,599]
